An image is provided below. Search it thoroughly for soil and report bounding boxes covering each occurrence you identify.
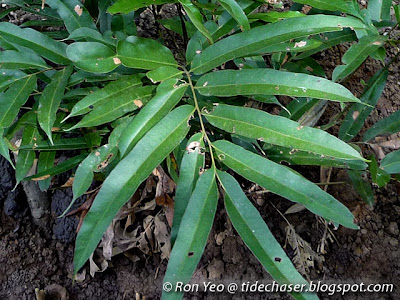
[1,3,400,300]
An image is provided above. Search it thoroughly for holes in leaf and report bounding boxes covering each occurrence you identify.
[274,257,282,262]
[188,252,194,257]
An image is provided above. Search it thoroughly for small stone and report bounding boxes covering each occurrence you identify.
[389,238,399,247]
[388,222,399,236]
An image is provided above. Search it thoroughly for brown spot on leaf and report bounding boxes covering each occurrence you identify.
[74,5,83,16]
[134,99,143,108]
[32,174,51,181]
[113,57,121,65]
[352,110,360,120]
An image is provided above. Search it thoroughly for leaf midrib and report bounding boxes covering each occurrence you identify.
[215,144,348,221]
[76,109,193,269]
[207,113,360,160]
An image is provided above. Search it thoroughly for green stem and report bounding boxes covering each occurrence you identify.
[184,68,216,169]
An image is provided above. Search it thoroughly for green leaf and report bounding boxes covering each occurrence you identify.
[0,75,37,128]
[186,21,218,63]
[117,37,178,70]
[46,0,97,33]
[381,150,400,174]
[66,42,118,73]
[293,0,359,16]
[218,171,317,300]
[18,136,100,151]
[0,129,14,167]
[196,69,360,103]
[67,70,127,86]
[37,150,56,191]
[248,11,306,23]
[368,0,391,22]
[339,69,388,141]
[170,132,205,246]
[65,75,143,119]
[0,69,27,92]
[264,144,367,170]
[0,22,69,65]
[258,39,323,54]
[0,50,48,69]
[108,0,175,14]
[73,145,118,201]
[119,79,188,156]
[67,86,155,130]
[179,0,214,43]
[280,97,318,121]
[38,65,73,144]
[15,125,38,184]
[74,105,195,274]
[395,5,400,23]
[191,15,366,74]
[146,67,183,83]
[205,105,364,161]
[347,169,374,206]
[213,140,358,229]
[20,19,65,27]
[111,12,137,36]
[294,29,357,60]
[368,154,390,187]
[159,18,197,38]
[67,28,115,46]
[363,109,400,141]
[25,153,87,181]
[162,168,217,300]
[218,0,250,31]
[332,35,386,82]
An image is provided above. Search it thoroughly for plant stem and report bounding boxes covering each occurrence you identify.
[183,68,216,168]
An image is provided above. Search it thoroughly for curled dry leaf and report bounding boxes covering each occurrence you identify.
[89,253,108,277]
[285,225,324,279]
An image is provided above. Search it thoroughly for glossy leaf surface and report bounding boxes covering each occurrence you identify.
[74,105,195,273]
[170,132,205,246]
[163,168,217,300]
[218,171,317,300]
[205,105,364,161]
[213,140,358,229]
[196,69,360,103]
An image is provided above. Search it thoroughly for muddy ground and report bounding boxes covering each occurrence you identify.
[1,3,400,300]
